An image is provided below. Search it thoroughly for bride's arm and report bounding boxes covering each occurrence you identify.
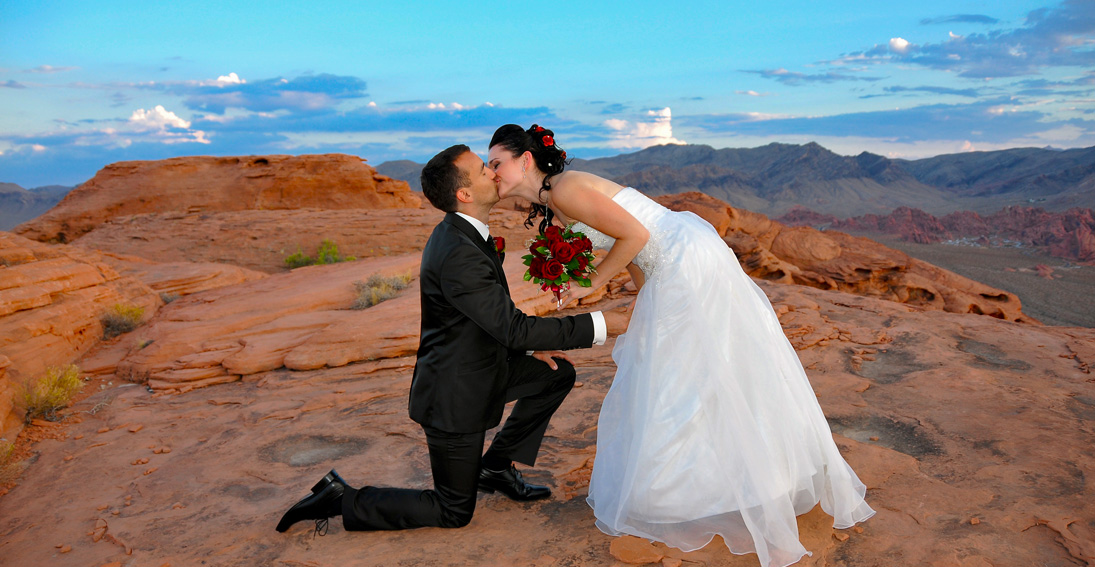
[626,263,645,291]
[550,181,649,295]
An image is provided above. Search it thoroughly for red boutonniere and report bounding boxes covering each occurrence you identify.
[542,135,554,147]
[493,236,505,258]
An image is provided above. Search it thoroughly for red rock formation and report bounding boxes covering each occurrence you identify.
[659,192,1032,322]
[0,232,161,439]
[0,277,1091,566]
[779,204,1095,264]
[73,207,444,273]
[14,154,421,243]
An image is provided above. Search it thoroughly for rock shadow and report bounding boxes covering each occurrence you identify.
[828,414,944,458]
[956,338,1032,371]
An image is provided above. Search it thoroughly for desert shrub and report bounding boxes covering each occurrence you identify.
[159,292,180,304]
[18,364,84,422]
[101,303,145,338]
[0,439,22,484]
[284,248,314,269]
[284,239,356,269]
[352,272,413,309]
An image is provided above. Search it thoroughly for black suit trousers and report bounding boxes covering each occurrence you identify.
[342,356,576,531]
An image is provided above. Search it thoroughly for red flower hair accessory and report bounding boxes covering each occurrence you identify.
[542,135,554,146]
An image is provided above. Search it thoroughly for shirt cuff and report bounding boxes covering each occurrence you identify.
[591,311,607,345]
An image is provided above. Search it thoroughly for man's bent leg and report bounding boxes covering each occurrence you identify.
[343,428,484,530]
[484,356,576,467]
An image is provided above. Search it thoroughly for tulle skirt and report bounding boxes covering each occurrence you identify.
[586,204,874,567]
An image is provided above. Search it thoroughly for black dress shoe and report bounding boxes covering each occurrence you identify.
[478,465,551,501]
[276,474,346,534]
[311,469,349,494]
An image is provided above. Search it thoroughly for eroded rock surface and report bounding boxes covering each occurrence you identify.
[659,192,1032,322]
[14,154,421,243]
[0,278,1090,566]
[0,233,161,439]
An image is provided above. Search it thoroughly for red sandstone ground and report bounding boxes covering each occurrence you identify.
[0,253,1092,566]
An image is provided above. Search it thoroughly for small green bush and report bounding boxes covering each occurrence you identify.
[159,292,180,304]
[101,303,145,338]
[18,364,85,422]
[285,239,356,269]
[352,272,413,309]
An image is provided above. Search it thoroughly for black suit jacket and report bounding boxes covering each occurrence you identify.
[409,213,595,433]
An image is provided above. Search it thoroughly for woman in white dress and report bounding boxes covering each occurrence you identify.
[487,124,874,567]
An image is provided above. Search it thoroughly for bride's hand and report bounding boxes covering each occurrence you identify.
[557,284,597,310]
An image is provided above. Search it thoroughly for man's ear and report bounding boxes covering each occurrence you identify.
[455,187,474,204]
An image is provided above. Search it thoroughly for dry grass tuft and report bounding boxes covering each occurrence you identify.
[18,364,85,422]
[352,272,413,310]
[101,303,145,338]
[0,439,22,485]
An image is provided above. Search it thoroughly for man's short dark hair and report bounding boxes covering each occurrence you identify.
[420,144,471,212]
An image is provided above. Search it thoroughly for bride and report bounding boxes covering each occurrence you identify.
[487,124,874,567]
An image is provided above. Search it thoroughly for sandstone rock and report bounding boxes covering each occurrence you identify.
[658,192,1033,322]
[780,204,1095,264]
[0,277,1092,566]
[610,536,665,564]
[74,207,443,274]
[97,253,267,297]
[0,232,161,439]
[15,154,421,243]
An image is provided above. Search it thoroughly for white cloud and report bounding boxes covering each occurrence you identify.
[124,105,209,144]
[889,37,911,54]
[28,65,77,74]
[367,101,377,107]
[736,90,771,97]
[604,107,686,149]
[214,72,244,85]
[129,105,191,130]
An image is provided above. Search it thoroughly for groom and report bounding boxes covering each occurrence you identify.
[277,144,629,534]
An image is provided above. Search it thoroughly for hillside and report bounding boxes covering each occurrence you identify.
[378,142,1095,217]
[0,183,72,231]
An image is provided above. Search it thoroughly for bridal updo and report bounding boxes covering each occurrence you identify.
[489,124,570,234]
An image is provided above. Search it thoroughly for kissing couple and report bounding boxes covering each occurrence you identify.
[278,125,874,567]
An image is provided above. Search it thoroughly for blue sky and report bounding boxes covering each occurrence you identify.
[1,0,1093,187]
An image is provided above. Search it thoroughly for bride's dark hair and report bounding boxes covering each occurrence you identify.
[489,124,569,234]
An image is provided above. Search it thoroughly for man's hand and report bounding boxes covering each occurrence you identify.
[603,303,634,336]
[531,350,573,370]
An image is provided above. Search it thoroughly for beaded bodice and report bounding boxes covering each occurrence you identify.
[570,188,670,277]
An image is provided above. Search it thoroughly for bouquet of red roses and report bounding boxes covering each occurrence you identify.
[523,224,597,303]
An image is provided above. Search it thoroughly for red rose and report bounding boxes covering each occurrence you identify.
[529,256,546,278]
[561,151,567,160]
[542,135,554,147]
[544,225,562,239]
[550,240,576,263]
[541,259,565,280]
[493,236,505,254]
[580,236,593,250]
[534,125,544,132]
[576,254,590,270]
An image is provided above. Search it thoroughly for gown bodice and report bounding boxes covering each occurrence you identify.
[571,187,672,277]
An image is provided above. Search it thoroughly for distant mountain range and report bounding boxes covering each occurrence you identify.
[0,182,73,231]
[377,142,1095,218]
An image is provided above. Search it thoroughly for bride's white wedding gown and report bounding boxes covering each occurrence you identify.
[573,188,874,567]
